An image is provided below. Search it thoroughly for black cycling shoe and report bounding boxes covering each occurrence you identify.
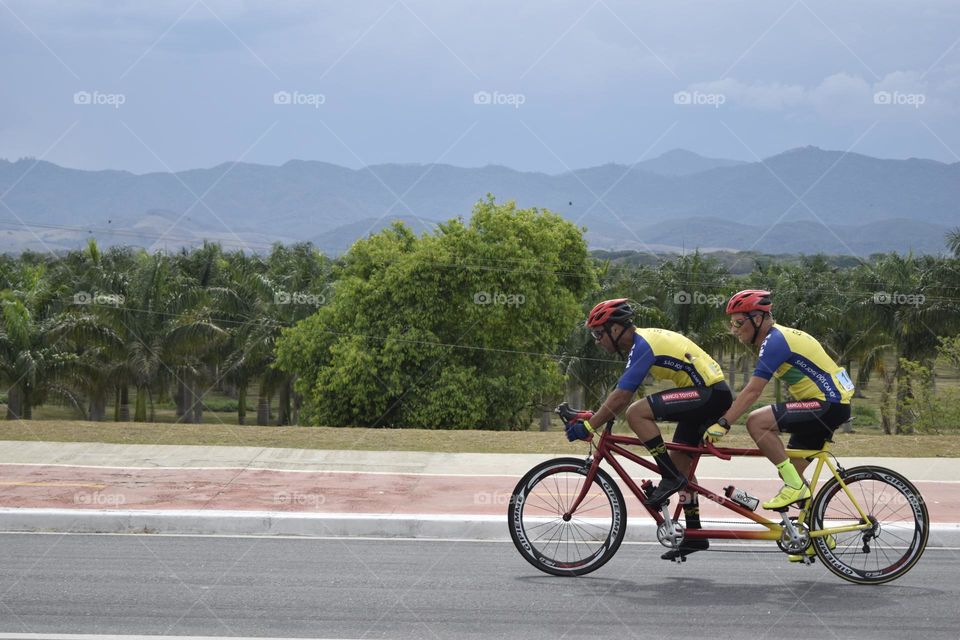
[644,476,688,507]
[661,538,709,561]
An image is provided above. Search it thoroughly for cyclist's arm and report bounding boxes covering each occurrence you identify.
[720,375,768,426]
[587,336,654,428]
[589,389,634,428]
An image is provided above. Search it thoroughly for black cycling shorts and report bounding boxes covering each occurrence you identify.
[647,382,733,446]
[771,400,851,450]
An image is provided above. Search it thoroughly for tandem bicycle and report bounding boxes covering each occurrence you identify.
[508,403,928,585]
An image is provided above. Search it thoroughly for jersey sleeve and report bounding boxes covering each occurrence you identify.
[754,330,790,380]
[616,336,655,392]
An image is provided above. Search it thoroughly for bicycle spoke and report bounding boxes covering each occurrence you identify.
[570,518,614,537]
[877,528,913,546]
[531,519,565,542]
[527,495,563,515]
[811,468,927,584]
[509,460,626,574]
[525,518,565,534]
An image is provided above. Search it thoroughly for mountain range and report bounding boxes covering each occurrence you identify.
[0,147,956,256]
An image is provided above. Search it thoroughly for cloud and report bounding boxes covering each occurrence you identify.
[688,78,807,110]
[681,71,954,121]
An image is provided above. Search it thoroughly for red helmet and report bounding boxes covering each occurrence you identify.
[586,298,634,328]
[725,289,772,315]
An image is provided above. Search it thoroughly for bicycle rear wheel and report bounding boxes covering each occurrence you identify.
[809,465,928,584]
[508,457,627,577]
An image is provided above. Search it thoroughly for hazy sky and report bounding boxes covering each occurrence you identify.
[2,0,959,173]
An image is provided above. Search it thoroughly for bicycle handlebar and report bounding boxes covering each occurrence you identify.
[554,402,613,431]
[555,402,579,423]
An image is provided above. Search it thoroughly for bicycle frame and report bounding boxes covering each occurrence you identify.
[566,427,874,543]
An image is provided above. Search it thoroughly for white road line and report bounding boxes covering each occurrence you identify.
[0,635,365,640]
[3,530,960,548]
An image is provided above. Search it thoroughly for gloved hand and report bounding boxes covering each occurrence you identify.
[565,419,595,442]
[703,422,729,444]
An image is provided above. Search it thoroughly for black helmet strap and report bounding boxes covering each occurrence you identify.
[605,322,632,359]
[748,312,767,346]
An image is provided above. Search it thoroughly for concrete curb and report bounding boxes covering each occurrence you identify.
[3,508,960,547]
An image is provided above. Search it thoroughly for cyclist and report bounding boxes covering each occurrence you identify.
[564,298,732,560]
[703,290,854,516]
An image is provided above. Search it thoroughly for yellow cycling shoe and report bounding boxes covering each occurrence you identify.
[789,535,836,563]
[762,484,811,510]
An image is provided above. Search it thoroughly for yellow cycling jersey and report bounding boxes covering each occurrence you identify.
[754,324,855,404]
[616,328,726,392]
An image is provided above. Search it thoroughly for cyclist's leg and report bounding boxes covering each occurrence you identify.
[748,405,806,508]
[661,439,709,559]
[624,396,663,439]
[754,401,838,508]
[784,403,850,474]
[626,396,687,502]
[670,384,731,523]
[745,405,787,465]
[669,425,700,521]
[662,420,713,560]
[640,387,720,505]
[658,386,733,559]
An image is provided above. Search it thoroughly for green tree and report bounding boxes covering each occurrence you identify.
[946,227,960,258]
[220,243,330,425]
[854,254,957,433]
[0,263,77,419]
[276,198,595,429]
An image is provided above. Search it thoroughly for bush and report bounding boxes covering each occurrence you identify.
[201,397,238,413]
[276,198,596,429]
[852,404,878,423]
[898,359,960,432]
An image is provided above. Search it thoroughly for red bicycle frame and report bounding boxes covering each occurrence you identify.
[567,428,786,542]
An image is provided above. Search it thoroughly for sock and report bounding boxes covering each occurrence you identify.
[682,493,702,529]
[776,459,803,489]
[643,436,684,482]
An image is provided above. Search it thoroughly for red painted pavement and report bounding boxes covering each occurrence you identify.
[0,464,957,522]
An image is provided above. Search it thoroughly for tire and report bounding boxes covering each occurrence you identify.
[809,465,928,585]
[508,457,627,577]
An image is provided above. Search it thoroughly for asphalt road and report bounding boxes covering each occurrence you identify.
[0,533,957,639]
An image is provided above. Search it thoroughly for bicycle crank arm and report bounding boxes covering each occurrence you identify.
[656,502,686,562]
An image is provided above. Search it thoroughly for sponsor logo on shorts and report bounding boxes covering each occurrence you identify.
[785,400,822,410]
[661,390,701,402]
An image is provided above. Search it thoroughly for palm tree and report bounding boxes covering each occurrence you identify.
[0,263,78,419]
[946,227,960,258]
[100,251,226,423]
[219,243,330,425]
[49,240,137,420]
[855,254,956,433]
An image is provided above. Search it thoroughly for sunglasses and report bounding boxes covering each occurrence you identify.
[730,314,757,329]
[590,329,605,340]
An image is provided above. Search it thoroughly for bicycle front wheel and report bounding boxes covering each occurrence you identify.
[508,457,627,577]
[810,465,928,585]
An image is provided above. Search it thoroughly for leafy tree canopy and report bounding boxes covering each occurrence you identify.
[276,197,596,429]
